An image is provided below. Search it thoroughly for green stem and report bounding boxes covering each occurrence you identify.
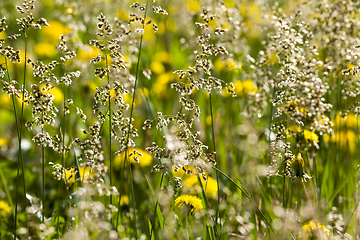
[149,172,165,240]
[283,116,288,208]
[105,48,112,206]
[42,127,45,223]
[116,0,149,237]
[57,67,67,239]
[4,57,18,222]
[15,30,28,239]
[209,93,220,227]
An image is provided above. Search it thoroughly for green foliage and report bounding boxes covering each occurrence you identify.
[1,0,360,239]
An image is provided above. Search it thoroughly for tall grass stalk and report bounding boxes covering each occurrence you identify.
[116,1,149,236]
[41,126,45,223]
[13,31,29,239]
[208,93,221,231]
[56,70,67,238]
[149,172,165,239]
[105,49,112,206]
[4,59,18,219]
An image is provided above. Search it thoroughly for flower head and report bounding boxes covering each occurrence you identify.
[114,148,152,168]
[304,130,319,143]
[64,166,95,188]
[0,200,11,216]
[184,175,218,198]
[175,195,203,214]
[288,153,311,181]
[299,221,331,239]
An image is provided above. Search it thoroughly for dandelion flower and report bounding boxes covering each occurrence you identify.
[288,153,311,181]
[289,153,304,178]
[304,130,319,143]
[114,148,152,168]
[34,42,56,58]
[0,200,11,216]
[118,195,129,207]
[184,175,218,198]
[64,166,95,188]
[175,195,203,214]
[299,221,331,239]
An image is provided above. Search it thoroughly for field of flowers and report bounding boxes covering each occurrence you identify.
[1,0,360,239]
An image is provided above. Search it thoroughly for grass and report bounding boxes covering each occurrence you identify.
[1,0,360,239]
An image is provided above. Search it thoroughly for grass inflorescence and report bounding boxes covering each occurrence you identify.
[1,0,360,239]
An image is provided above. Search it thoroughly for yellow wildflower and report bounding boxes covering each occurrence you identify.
[0,138,8,147]
[34,42,57,58]
[175,195,203,214]
[39,83,64,104]
[153,51,172,63]
[224,80,257,97]
[152,72,174,99]
[242,80,257,95]
[304,130,319,143]
[172,166,195,178]
[150,61,165,75]
[184,175,218,198]
[214,58,240,73]
[114,148,152,168]
[299,221,331,239]
[0,200,11,216]
[289,153,305,178]
[117,9,130,22]
[0,93,12,110]
[119,195,129,207]
[287,125,302,135]
[64,166,95,188]
[77,45,102,61]
[186,0,201,14]
[41,20,71,43]
[0,31,6,39]
[223,0,235,8]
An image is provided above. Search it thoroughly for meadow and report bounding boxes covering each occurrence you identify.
[1,0,360,239]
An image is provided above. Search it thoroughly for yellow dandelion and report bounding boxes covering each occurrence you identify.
[289,153,304,178]
[0,138,8,147]
[186,0,201,14]
[77,45,102,61]
[39,83,64,104]
[153,51,172,63]
[0,200,11,216]
[0,93,12,110]
[224,80,257,97]
[304,130,319,143]
[287,125,302,135]
[152,72,174,99]
[242,80,257,95]
[64,166,95,188]
[175,195,203,214]
[114,148,152,168]
[171,165,195,178]
[150,61,165,75]
[117,9,130,22]
[184,175,218,198]
[299,221,331,239]
[41,20,71,44]
[118,195,129,207]
[33,42,57,58]
[0,30,6,39]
